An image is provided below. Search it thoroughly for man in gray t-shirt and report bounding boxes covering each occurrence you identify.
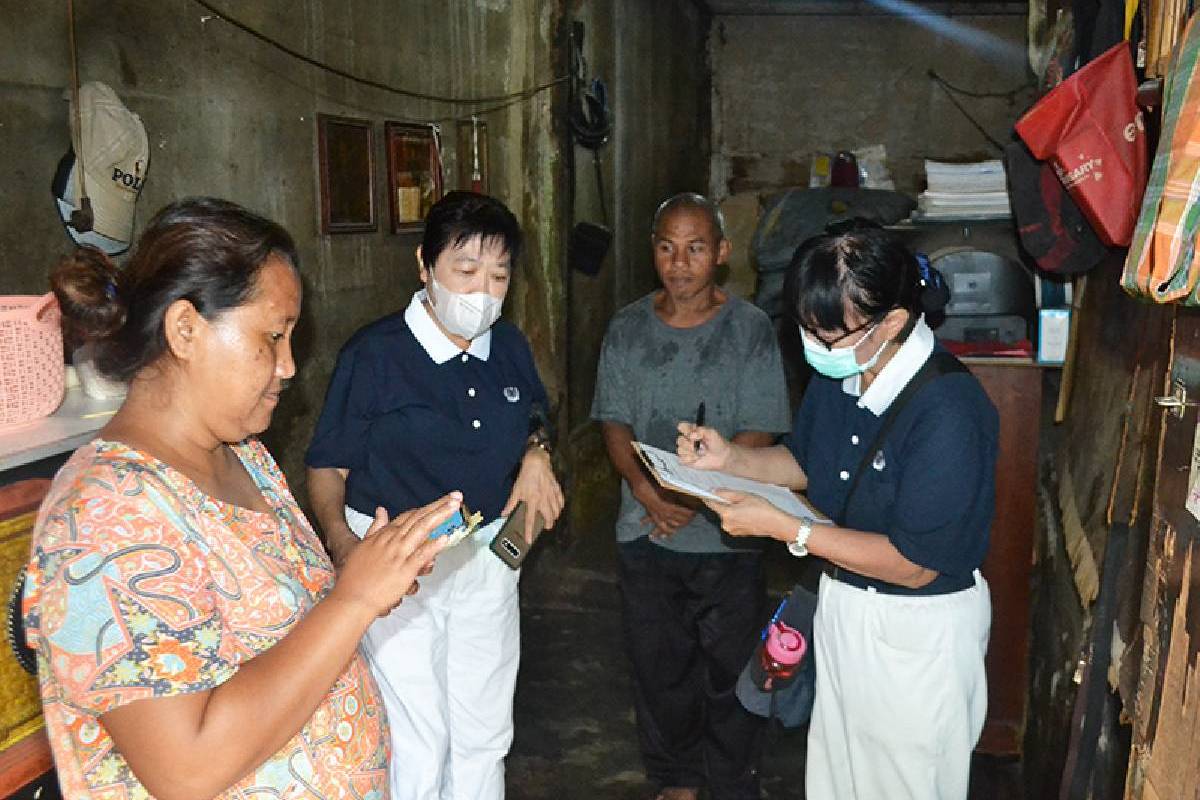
[591,193,789,800]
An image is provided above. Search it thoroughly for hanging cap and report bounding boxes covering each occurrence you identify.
[51,82,149,250]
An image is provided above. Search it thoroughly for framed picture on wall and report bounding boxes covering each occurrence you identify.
[385,122,443,233]
[456,118,489,193]
[316,114,377,234]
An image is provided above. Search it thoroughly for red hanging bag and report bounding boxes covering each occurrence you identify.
[1015,42,1147,246]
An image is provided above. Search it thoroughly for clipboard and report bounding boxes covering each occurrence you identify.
[632,441,829,523]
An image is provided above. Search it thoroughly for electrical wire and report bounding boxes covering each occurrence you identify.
[191,0,568,107]
[927,69,1035,99]
[928,71,1010,151]
[429,83,561,124]
[66,0,93,231]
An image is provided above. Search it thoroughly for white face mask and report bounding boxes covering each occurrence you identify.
[428,277,503,340]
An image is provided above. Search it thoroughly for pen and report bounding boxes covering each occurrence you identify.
[694,401,706,454]
[761,596,788,640]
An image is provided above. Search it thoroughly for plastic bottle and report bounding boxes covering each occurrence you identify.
[756,621,807,691]
[830,150,860,188]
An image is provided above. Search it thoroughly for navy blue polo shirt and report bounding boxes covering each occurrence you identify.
[305,291,548,522]
[785,326,999,595]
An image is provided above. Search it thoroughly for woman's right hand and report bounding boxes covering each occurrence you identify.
[676,422,732,471]
[330,492,460,618]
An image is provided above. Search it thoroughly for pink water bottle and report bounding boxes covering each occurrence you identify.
[758,621,807,690]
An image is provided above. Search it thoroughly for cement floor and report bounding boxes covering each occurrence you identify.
[507,565,1023,800]
[9,564,1022,800]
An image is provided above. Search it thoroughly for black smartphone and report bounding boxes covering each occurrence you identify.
[489,501,544,569]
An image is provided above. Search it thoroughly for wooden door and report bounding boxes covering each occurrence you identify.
[1124,308,1200,799]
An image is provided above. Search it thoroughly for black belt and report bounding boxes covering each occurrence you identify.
[823,563,975,597]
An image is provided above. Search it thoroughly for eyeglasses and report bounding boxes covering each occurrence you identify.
[799,317,879,351]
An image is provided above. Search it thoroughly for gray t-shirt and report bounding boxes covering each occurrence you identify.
[591,293,791,553]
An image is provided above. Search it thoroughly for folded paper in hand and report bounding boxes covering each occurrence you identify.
[633,442,828,523]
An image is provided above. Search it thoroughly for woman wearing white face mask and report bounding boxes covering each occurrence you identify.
[306,191,564,800]
[674,221,998,800]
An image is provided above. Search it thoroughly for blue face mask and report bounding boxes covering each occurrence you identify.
[800,323,887,379]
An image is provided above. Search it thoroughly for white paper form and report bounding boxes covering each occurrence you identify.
[633,442,829,523]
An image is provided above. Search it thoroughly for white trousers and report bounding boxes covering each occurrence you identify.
[806,571,991,800]
[346,506,521,800]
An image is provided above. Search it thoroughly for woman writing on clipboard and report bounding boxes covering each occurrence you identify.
[676,222,998,800]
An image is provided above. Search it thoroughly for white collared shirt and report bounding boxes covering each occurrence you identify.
[404,289,492,364]
[842,315,936,416]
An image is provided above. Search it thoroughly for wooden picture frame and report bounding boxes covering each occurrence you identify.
[316,114,377,234]
[456,118,489,193]
[385,122,443,233]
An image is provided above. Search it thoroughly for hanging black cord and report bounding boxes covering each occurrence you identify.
[928,71,1007,152]
[568,23,613,226]
[570,78,611,150]
[592,151,610,227]
[191,0,568,106]
[66,0,93,231]
[927,69,1035,99]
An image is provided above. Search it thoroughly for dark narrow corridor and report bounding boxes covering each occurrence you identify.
[508,566,1022,799]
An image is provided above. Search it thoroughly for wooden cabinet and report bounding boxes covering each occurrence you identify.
[967,360,1041,756]
[0,733,53,798]
[0,479,53,797]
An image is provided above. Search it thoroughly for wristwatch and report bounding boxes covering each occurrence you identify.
[527,429,553,457]
[787,519,815,558]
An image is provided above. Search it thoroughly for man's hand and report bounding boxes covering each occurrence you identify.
[633,481,696,539]
[502,447,564,542]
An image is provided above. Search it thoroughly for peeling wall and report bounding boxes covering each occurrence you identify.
[0,0,566,499]
[561,0,712,560]
[1025,259,1173,797]
[709,12,1035,197]
[1,0,716,575]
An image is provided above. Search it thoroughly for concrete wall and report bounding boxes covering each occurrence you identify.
[561,0,712,557]
[0,0,566,497]
[710,11,1036,197]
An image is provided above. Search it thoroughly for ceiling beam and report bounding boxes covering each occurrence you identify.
[708,1,1027,16]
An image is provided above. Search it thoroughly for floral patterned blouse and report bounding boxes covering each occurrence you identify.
[23,439,389,799]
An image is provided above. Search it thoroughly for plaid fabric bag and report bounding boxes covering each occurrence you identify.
[1122,14,1200,303]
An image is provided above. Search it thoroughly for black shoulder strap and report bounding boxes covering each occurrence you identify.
[836,351,969,525]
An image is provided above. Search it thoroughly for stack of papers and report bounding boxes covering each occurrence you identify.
[632,442,829,524]
[915,160,1011,220]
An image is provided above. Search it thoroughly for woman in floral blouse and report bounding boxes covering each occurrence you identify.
[24,198,455,799]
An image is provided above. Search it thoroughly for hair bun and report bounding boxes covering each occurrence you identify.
[915,253,951,314]
[49,245,127,342]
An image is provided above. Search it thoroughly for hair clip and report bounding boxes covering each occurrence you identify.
[916,252,933,285]
[103,280,118,301]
